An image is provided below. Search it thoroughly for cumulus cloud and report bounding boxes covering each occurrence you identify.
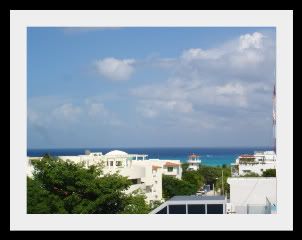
[181,48,223,61]
[86,102,108,117]
[95,58,135,81]
[28,30,275,147]
[52,103,82,121]
[129,31,275,131]
[137,99,193,118]
[27,95,125,136]
[216,82,245,95]
[239,32,264,50]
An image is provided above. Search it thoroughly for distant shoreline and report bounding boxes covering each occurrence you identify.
[28,146,273,150]
[27,147,273,167]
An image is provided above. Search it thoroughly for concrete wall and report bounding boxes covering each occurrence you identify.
[227,177,277,213]
[148,159,182,179]
[239,162,276,176]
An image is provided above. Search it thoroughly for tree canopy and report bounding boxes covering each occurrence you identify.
[162,175,196,199]
[163,164,231,199]
[182,169,204,192]
[27,155,155,214]
[262,169,276,177]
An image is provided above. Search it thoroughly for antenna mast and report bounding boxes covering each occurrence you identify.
[273,84,276,153]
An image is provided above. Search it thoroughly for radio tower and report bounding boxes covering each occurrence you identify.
[273,84,276,154]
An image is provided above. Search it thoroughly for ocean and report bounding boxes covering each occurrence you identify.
[27,147,273,167]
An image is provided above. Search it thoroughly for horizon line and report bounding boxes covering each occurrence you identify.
[28,146,273,150]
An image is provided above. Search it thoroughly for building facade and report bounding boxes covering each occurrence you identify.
[231,151,276,176]
[187,154,201,171]
[27,150,182,203]
[227,177,277,214]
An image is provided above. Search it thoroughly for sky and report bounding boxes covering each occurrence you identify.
[27,27,276,149]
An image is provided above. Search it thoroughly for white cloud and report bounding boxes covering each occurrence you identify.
[138,99,193,118]
[216,82,245,95]
[52,103,82,121]
[87,102,108,117]
[239,32,264,50]
[181,48,223,61]
[95,58,135,81]
[137,104,158,118]
[28,96,124,131]
[27,108,40,124]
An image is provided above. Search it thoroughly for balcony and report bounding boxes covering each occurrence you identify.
[187,159,201,164]
[238,158,257,165]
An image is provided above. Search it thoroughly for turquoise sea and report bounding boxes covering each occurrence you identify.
[27,147,273,167]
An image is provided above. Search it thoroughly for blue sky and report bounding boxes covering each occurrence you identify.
[27,27,276,148]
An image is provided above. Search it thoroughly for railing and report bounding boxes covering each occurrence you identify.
[239,158,256,163]
[234,204,271,214]
[187,160,201,163]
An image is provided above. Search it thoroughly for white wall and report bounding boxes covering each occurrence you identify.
[227,177,277,210]
[148,159,182,179]
[239,162,276,176]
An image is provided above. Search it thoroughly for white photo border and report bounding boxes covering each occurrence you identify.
[10,10,293,230]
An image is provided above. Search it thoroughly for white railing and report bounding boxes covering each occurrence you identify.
[188,159,201,163]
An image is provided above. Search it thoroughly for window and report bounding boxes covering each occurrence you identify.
[188,204,205,214]
[145,186,152,193]
[156,207,167,214]
[207,204,224,214]
[131,179,140,185]
[168,205,186,214]
[243,170,251,173]
[167,167,174,172]
[110,161,113,166]
[116,161,122,166]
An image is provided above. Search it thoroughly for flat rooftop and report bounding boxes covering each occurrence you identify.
[169,195,226,201]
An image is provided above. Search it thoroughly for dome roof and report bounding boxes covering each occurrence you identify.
[105,150,128,156]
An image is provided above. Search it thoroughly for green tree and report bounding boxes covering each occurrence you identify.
[162,175,196,199]
[197,165,231,197]
[181,163,189,171]
[199,166,222,186]
[182,170,204,192]
[28,155,151,214]
[149,200,163,210]
[242,172,260,177]
[27,177,66,213]
[262,169,276,177]
[122,191,152,214]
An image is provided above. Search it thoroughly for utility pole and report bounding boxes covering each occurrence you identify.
[222,170,224,196]
[213,183,215,195]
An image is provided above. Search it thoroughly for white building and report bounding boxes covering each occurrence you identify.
[187,154,201,171]
[231,151,276,176]
[27,150,182,203]
[150,195,227,214]
[227,177,277,214]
